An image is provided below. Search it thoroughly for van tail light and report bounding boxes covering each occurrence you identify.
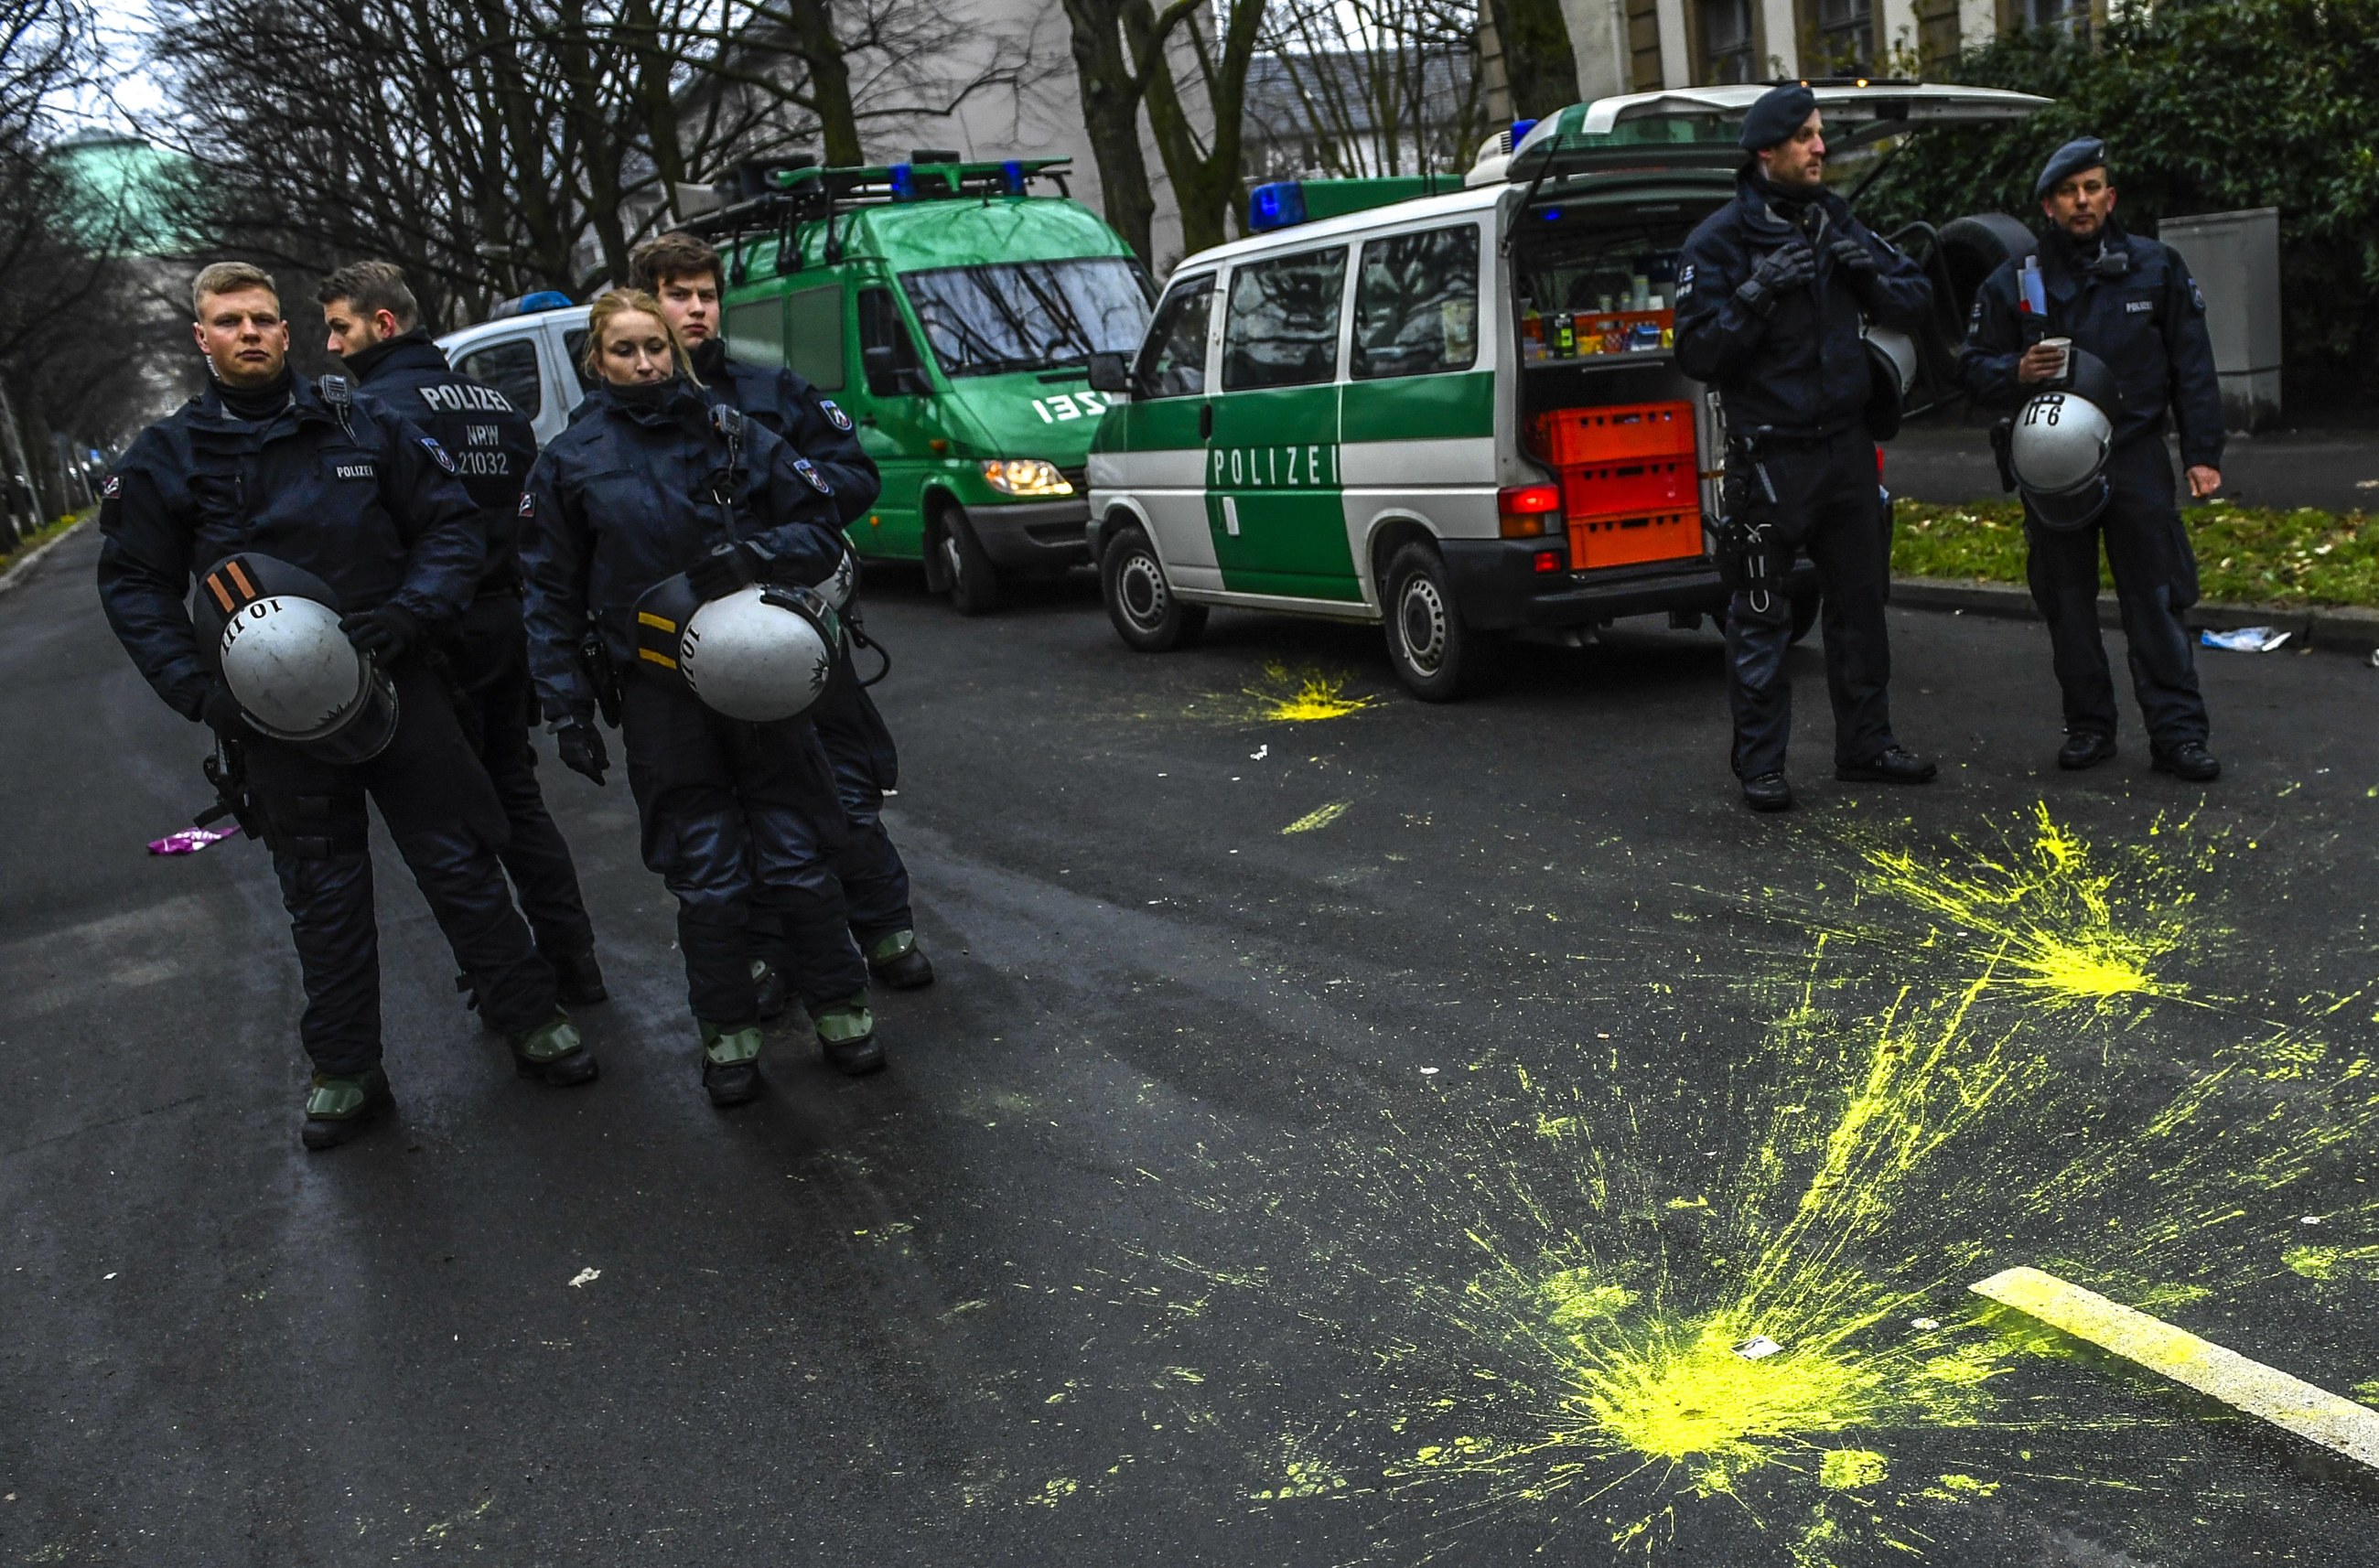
[1874,444,1885,478]
[1498,482,1563,538]
[1533,550,1563,574]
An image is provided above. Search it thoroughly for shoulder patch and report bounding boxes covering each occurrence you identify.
[2189,278,2207,313]
[518,490,535,519]
[819,398,852,433]
[417,435,457,473]
[101,473,122,499]
[792,457,833,495]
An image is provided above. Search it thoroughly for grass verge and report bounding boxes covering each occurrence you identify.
[1892,498,2379,609]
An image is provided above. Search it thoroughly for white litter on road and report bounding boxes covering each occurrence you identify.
[568,1268,600,1288]
[2201,625,2292,652]
[1732,1335,1782,1361]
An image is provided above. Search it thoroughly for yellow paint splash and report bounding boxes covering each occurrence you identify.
[1283,801,1351,834]
[1244,662,1375,722]
[1816,1449,1889,1491]
[2284,1242,2379,1282]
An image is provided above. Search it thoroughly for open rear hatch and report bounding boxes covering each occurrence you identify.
[1503,81,2051,575]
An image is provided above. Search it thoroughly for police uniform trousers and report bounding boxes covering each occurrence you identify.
[619,671,867,1026]
[810,649,914,946]
[445,593,597,960]
[244,659,556,1077]
[2023,437,2209,748]
[1726,428,1900,779]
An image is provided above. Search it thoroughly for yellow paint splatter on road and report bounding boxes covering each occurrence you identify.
[1283,801,1351,834]
[1244,662,1376,722]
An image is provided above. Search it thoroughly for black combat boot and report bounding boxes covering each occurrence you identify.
[301,1064,395,1151]
[1741,773,1792,813]
[510,1009,599,1086]
[813,993,885,1075]
[2057,731,2117,770]
[1835,747,1937,784]
[2152,741,2220,782]
[700,1020,765,1106]
[865,930,934,990]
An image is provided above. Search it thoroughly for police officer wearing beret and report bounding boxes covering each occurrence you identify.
[521,289,882,1106]
[318,261,607,1009]
[1957,138,2224,781]
[96,263,593,1150]
[1675,83,1938,812]
[630,233,936,997]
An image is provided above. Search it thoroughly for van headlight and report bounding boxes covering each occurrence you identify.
[982,458,1074,497]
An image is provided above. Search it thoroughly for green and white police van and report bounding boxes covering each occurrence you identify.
[439,156,1155,616]
[1082,82,2046,699]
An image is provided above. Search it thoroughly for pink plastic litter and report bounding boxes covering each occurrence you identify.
[147,825,242,855]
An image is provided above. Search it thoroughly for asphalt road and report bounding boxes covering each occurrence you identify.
[7,523,2379,1567]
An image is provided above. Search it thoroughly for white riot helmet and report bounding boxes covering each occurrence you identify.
[193,555,399,763]
[2008,349,2121,531]
[635,575,843,724]
[1862,324,1919,441]
[813,540,857,613]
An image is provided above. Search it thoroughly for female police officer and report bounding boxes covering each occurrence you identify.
[518,290,883,1105]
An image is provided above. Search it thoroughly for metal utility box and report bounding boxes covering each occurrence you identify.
[2158,207,2281,431]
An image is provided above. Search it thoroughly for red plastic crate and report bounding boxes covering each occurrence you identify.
[1568,508,1704,570]
[1561,456,1694,522]
[1534,400,1695,466]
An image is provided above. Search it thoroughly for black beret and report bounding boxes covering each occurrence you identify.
[1738,84,1817,151]
[2034,137,2109,199]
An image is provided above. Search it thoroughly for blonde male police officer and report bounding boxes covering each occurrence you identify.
[1957,137,2224,782]
[96,263,594,1149]
[1674,83,1937,813]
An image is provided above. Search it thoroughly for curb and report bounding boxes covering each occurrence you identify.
[1893,575,2379,658]
[0,514,92,601]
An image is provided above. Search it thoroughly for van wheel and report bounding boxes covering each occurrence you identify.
[1790,588,1821,644]
[937,507,1000,616]
[1101,524,1206,651]
[1383,542,1492,702]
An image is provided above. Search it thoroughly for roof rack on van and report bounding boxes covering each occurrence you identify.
[682,156,1073,243]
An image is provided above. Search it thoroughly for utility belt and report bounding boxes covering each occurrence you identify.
[1716,431,1797,612]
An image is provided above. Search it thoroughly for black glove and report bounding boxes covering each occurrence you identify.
[340,603,423,662]
[685,542,760,601]
[199,682,250,741]
[552,719,608,786]
[1829,235,1880,278]
[1735,242,1817,316]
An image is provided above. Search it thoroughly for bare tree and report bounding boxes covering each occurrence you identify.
[1246,0,1485,182]
[149,0,1035,326]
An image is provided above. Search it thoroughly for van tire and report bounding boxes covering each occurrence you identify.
[1101,524,1206,651]
[937,506,1000,616]
[1383,542,1493,702]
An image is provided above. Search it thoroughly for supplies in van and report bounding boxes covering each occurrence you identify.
[1519,301,1674,365]
[1532,401,1704,570]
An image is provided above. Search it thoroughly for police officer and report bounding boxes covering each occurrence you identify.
[1675,83,1938,813]
[630,231,933,993]
[1957,138,2223,781]
[96,263,593,1150]
[318,261,607,1006]
[521,289,880,1106]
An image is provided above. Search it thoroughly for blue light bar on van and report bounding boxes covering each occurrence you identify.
[1510,117,1538,148]
[1002,159,1025,195]
[1249,181,1307,231]
[487,289,575,320]
[889,163,914,201]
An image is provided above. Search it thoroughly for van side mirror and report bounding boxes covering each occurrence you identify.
[1084,351,1133,396]
[862,344,931,398]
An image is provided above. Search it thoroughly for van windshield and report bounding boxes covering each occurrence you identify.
[899,258,1153,378]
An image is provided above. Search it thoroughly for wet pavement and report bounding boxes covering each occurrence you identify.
[6,523,2379,1565]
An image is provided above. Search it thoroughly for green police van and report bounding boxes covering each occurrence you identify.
[690,157,1155,614]
[1082,83,2049,697]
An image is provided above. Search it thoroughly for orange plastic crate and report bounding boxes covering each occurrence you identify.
[1534,400,1696,467]
[1561,456,1694,521]
[1568,508,1705,570]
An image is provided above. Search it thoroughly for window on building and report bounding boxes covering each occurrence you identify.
[1352,225,1480,381]
[1627,0,1663,91]
[2027,0,2091,39]
[1699,0,1755,83]
[1221,246,1348,392]
[1808,0,1875,76]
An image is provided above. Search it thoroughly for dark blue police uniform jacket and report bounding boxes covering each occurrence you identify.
[1956,220,2223,471]
[699,351,880,527]
[351,332,542,592]
[95,375,487,720]
[1675,169,1932,438]
[519,379,849,724]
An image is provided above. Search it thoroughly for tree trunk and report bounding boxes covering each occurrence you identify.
[777,0,863,165]
[1060,0,1157,262]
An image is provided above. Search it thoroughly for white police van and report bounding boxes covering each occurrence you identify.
[1083,81,2046,699]
[436,292,592,449]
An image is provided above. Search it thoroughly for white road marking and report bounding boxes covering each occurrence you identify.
[1971,1265,2379,1470]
